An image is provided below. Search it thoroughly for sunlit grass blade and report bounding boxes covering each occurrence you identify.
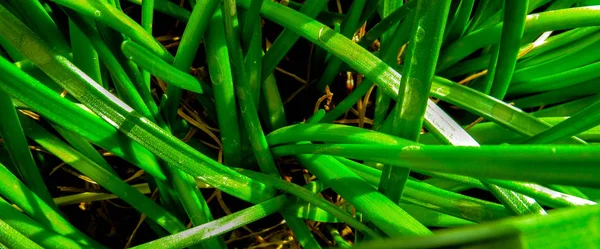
[350,204,600,249]
[315,0,367,92]
[509,60,600,95]
[341,159,511,222]
[532,95,599,118]
[0,197,85,249]
[512,33,600,83]
[421,100,546,215]
[271,144,600,187]
[439,6,600,71]
[66,11,156,119]
[160,0,219,127]
[443,0,474,44]
[131,195,289,249]
[121,40,207,94]
[420,117,600,145]
[239,170,385,238]
[0,57,168,181]
[485,179,595,207]
[125,0,191,21]
[261,0,326,82]
[7,0,69,55]
[380,0,451,203]
[288,112,431,236]
[357,1,416,48]
[512,80,597,109]
[0,162,104,247]
[429,76,586,144]
[205,9,242,166]
[52,0,173,62]
[140,0,154,89]
[221,4,323,246]
[487,0,528,99]
[0,91,55,206]
[69,19,102,85]
[525,98,600,144]
[19,115,187,234]
[0,5,276,203]
[0,218,44,249]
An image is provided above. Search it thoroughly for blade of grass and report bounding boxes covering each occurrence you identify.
[0,58,168,181]
[532,95,599,117]
[443,0,474,44]
[0,91,55,207]
[7,0,69,55]
[271,144,600,187]
[261,0,326,83]
[340,158,511,222]
[485,179,595,207]
[372,0,405,130]
[121,40,208,94]
[439,6,600,71]
[0,197,85,249]
[440,27,600,77]
[0,218,44,249]
[52,0,174,62]
[19,115,188,234]
[421,101,546,216]
[159,0,219,127]
[513,32,600,82]
[380,0,451,203]
[67,11,189,215]
[141,0,154,89]
[488,0,528,99]
[517,27,600,67]
[54,183,150,205]
[421,117,600,144]
[221,3,323,246]
[512,80,597,109]
[524,98,600,144]
[315,0,367,92]
[509,60,600,95]
[205,10,242,167]
[125,0,191,21]
[131,195,289,249]
[222,0,276,175]
[0,6,276,203]
[428,76,586,144]
[241,0,264,52]
[289,111,431,237]
[65,11,156,120]
[0,162,104,248]
[356,0,416,49]
[239,170,385,238]
[260,73,286,131]
[69,19,102,85]
[350,204,600,249]
[244,19,262,108]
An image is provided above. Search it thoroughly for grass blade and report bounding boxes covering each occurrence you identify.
[0,162,104,247]
[0,91,55,207]
[271,144,600,187]
[0,5,276,203]
[380,0,451,203]
[0,197,85,249]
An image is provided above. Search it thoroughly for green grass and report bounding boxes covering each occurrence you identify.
[0,0,599,248]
